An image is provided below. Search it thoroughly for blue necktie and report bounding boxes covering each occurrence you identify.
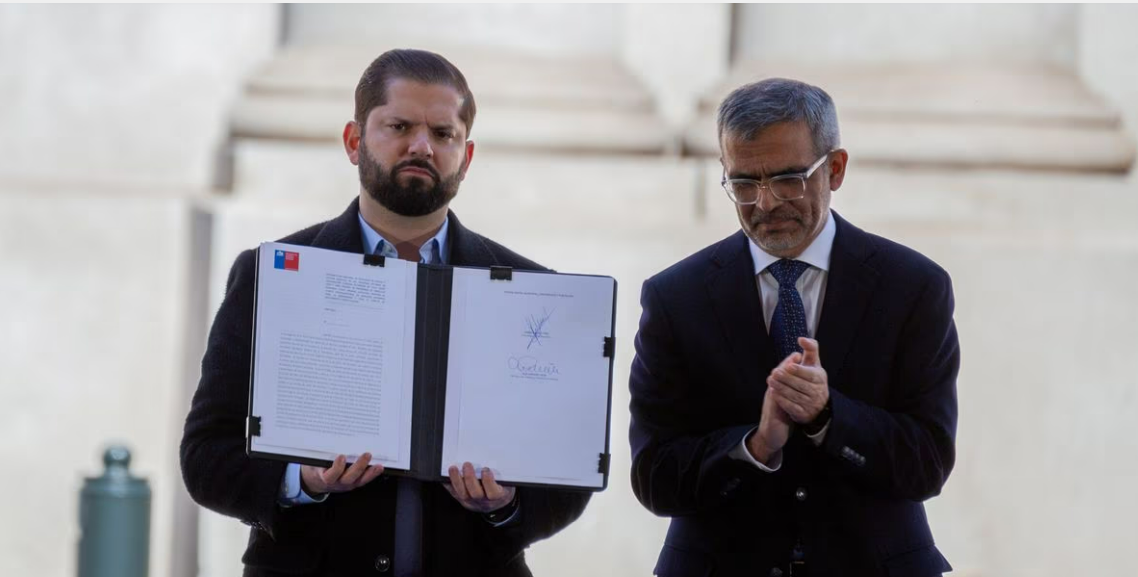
[768,259,810,361]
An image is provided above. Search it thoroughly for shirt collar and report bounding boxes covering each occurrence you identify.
[357,213,450,265]
[748,209,836,275]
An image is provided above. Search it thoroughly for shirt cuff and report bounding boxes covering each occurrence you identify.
[728,427,782,472]
[278,462,329,507]
[806,420,830,446]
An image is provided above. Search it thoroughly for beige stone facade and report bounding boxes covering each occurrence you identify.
[1,5,1136,577]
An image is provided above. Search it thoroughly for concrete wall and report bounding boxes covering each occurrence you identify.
[285,4,622,57]
[0,5,277,577]
[735,4,1079,68]
[0,4,278,191]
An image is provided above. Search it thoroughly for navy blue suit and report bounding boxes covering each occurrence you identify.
[629,212,958,577]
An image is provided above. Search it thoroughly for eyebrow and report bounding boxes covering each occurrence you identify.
[727,165,811,180]
[385,116,459,131]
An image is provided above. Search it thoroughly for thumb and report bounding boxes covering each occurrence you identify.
[799,337,821,367]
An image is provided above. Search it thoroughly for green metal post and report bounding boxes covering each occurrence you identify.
[78,445,151,577]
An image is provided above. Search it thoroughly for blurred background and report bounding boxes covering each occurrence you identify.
[2,4,1137,577]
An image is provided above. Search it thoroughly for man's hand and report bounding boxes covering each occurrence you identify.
[444,462,516,514]
[300,453,384,496]
[767,337,830,424]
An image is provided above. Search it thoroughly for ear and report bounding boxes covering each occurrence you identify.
[459,140,476,181]
[827,148,849,191]
[343,121,362,165]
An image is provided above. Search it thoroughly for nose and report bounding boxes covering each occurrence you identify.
[407,129,433,159]
[756,185,784,213]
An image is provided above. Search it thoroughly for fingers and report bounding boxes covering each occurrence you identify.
[339,453,372,485]
[768,376,812,406]
[799,337,821,367]
[448,465,468,501]
[462,462,486,500]
[321,455,347,486]
[771,365,819,396]
[359,464,385,486]
[772,392,810,423]
[482,468,505,501]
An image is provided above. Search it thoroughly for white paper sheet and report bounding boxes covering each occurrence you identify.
[441,268,614,488]
[249,243,417,470]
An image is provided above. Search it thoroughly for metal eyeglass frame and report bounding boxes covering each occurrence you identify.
[721,152,831,205]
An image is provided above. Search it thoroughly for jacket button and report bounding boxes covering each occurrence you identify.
[769,568,784,577]
[374,554,391,572]
[795,487,807,501]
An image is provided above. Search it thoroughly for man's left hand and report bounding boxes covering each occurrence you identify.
[767,337,829,424]
[444,462,516,514]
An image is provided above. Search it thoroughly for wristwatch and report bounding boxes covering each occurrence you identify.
[802,398,832,436]
[482,492,521,526]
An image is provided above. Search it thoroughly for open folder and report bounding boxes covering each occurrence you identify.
[245,242,616,491]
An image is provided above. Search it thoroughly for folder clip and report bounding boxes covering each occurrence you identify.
[603,337,615,358]
[597,453,610,475]
[363,254,386,267]
[490,266,513,281]
[247,416,262,437]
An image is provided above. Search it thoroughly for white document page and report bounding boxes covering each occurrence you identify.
[249,243,418,470]
[441,268,614,488]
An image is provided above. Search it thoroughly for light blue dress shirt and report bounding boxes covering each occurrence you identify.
[278,214,450,506]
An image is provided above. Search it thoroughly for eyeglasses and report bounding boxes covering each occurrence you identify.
[721,153,830,205]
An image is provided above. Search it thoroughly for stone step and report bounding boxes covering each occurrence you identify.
[230,45,672,154]
[683,62,1136,173]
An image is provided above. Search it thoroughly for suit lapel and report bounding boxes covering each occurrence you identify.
[447,211,499,268]
[705,231,777,384]
[815,212,880,385]
[311,198,366,254]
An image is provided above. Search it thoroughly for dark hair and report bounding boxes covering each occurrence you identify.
[716,78,840,156]
[354,49,476,137]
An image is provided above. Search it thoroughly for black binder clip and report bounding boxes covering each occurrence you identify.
[490,266,513,281]
[602,337,615,358]
[247,416,262,437]
[597,453,611,475]
[363,254,386,267]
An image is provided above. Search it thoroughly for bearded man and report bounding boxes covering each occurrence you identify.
[181,49,590,577]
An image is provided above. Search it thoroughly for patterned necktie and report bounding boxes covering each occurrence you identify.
[767,259,810,361]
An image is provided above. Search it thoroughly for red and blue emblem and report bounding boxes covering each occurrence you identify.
[274,250,299,271]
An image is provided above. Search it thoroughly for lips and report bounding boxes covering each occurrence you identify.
[398,167,435,179]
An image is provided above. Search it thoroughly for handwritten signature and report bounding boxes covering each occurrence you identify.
[522,308,554,349]
[508,356,560,378]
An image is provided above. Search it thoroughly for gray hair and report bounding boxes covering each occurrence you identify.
[716,78,840,156]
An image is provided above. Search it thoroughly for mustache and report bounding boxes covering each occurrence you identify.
[750,209,803,225]
[393,159,440,180]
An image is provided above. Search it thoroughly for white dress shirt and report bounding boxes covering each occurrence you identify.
[728,210,836,472]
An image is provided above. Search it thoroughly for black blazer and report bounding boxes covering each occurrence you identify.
[629,212,958,577]
[181,198,590,577]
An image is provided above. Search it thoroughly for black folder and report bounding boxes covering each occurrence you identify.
[245,243,616,491]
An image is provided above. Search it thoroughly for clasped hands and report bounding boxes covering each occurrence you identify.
[747,337,830,464]
[299,456,515,513]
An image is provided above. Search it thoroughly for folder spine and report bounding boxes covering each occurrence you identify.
[247,416,262,437]
[489,266,513,280]
[363,254,386,267]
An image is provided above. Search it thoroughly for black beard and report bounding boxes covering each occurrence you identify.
[358,143,463,217]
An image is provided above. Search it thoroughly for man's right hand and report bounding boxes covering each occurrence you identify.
[747,356,798,465]
[300,453,384,496]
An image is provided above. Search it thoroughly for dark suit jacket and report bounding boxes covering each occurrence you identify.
[629,212,958,577]
[181,198,590,577]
